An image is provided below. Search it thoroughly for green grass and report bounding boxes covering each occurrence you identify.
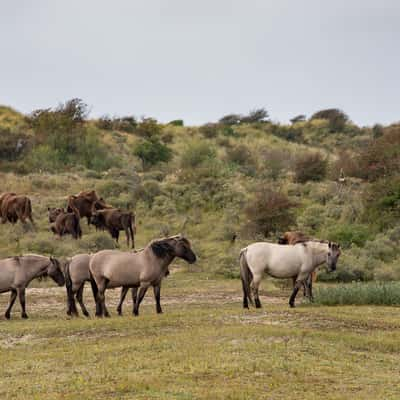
[1,274,400,399]
[314,282,400,306]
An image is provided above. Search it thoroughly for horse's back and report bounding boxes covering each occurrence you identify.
[245,242,304,278]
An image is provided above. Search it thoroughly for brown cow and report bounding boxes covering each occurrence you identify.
[278,231,316,300]
[48,207,82,239]
[90,208,136,248]
[0,193,34,225]
[67,190,111,225]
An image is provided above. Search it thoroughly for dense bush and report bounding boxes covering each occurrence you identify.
[241,108,269,123]
[294,152,327,183]
[225,144,256,175]
[244,188,296,237]
[180,141,216,169]
[0,127,28,161]
[310,108,349,132]
[326,224,372,249]
[135,118,162,138]
[133,137,172,169]
[96,115,137,132]
[167,119,184,127]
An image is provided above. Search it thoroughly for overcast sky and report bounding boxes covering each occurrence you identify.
[1,1,399,126]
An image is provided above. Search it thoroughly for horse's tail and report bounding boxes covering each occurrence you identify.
[89,269,101,316]
[239,247,253,308]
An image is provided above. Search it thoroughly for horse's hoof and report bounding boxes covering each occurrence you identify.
[289,304,295,308]
[83,312,89,317]
[5,313,10,320]
[157,310,163,314]
[21,314,28,319]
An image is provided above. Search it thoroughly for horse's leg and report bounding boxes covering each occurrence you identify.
[5,289,17,319]
[307,276,314,302]
[131,287,138,314]
[117,286,129,316]
[153,284,162,314]
[289,272,309,308]
[76,284,90,317]
[133,283,149,316]
[17,287,28,318]
[66,285,79,317]
[96,279,108,317]
[251,274,263,308]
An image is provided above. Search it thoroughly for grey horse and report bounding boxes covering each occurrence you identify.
[0,254,65,319]
[63,254,98,317]
[90,235,196,317]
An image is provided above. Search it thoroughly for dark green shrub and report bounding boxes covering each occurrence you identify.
[326,224,372,249]
[168,119,184,127]
[241,108,269,123]
[133,137,172,169]
[219,114,241,125]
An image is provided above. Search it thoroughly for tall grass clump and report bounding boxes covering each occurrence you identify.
[314,282,400,305]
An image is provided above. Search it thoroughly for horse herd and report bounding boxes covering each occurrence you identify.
[0,190,136,247]
[0,190,342,321]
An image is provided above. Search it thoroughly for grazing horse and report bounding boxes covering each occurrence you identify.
[240,240,340,309]
[63,254,97,317]
[0,254,65,319]
[89,235,196,317]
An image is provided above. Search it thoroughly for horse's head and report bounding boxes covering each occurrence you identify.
[48,207,64,223]
[326,242,341,272]
[151,235,197,264]
[47,257,65,286]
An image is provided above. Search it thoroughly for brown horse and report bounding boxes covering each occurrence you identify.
[0,254,65,319]
[67,190,111,225]
[0,193,34,225]
[89,235,196,317]
[278,231,316,300]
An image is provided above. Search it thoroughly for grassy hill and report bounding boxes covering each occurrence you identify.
[1,100,399,282]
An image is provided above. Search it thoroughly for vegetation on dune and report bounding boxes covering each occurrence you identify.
[0,101,400,282]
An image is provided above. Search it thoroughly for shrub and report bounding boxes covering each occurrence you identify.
[259,148,290,180]
[241,108,269,123]
[362,175,400,230]
[326,224,372,249]
[180,141,216,169]
[225,144,256,175]
[141,180,162,208]
[219,113,241,125]
[0,127,28,161]
[244,188,296,237]
[135,118,162,138]
[294,152,327,183]
[168,119,184,127]
[290,115,306,124]
[133,137,172,169]
[199,123,219,138]
[310,108,349,132]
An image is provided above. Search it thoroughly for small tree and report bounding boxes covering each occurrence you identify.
[244,188,296,237]
[133,137,172,169]
[219,113,241,125]
[290,114,306,124]
[310,108,349,132]
[241,108,269,123]
[135,117,162,138]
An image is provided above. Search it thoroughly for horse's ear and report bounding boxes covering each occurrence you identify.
[47,207,50,211]
[328,241,332,248]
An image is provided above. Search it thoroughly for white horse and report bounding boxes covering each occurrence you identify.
[240,240,341,308]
